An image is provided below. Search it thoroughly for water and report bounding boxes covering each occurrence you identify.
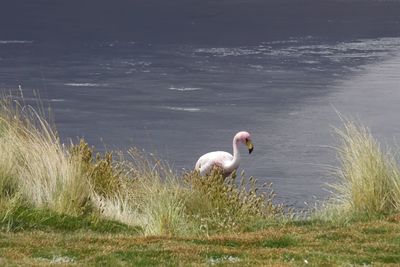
[1,0,400,208]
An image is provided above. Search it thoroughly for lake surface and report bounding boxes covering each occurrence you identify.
[1,0,400,208]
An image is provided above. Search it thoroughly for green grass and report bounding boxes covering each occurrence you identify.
[94,249,178,267]
[0,216,399,266]
[256,235,298,248]
[0,205,140,234]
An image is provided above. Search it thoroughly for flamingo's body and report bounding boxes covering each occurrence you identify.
[195,131,254,176]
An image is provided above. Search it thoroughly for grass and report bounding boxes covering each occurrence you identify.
[1,93,400,265]
[0,204,140,234]
[316,119,400,222]
[0,96,90,216]
[0,217,399,266]
[0,93,282,237]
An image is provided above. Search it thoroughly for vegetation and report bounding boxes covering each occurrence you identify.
[1,93,400,265]
[0,93,282,237]
[316,120,400,222]
[0,215,399,266]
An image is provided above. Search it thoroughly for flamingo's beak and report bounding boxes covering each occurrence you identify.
[246,139,254,154]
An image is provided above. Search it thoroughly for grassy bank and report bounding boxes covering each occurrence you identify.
[0,94,282,236]
[1,93,400,265]
[1,214,400,266]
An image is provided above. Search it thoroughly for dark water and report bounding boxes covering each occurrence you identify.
[1,0,400,208]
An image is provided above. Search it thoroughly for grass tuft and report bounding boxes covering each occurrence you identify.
[319,120,400,221]
[0,95,91,216]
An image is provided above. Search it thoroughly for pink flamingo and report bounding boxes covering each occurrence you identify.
[195,131,254,176]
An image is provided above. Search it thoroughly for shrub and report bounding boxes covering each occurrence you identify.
[183,168,284,234]
[70,140,122,197]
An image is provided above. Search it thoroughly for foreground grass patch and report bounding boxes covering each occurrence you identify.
[0,205,140,234]
[0,218,399,266]
[94,249,178,267]
[256,234,298,248]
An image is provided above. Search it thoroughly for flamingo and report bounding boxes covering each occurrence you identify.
[195,131,254,176]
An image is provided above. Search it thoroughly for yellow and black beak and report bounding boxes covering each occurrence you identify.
[246,139,254,154]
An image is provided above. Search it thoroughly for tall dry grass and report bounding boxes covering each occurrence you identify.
[0,96,90,215]
[7,93,400,233]
[0,93,283,236]
[321,120,400,220]
[6,92,400,234]
[93,148,193,236]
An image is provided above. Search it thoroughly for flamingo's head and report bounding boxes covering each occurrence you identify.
[235,131,254,154]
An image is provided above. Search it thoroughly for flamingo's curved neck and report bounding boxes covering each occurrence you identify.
[225,137,241,173]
